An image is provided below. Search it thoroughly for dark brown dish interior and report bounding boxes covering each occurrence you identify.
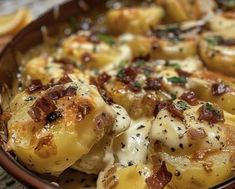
[0,0,234,188]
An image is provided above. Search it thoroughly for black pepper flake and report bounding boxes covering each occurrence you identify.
[128,161,134,166]
[175,170,181,176]
[171,148,176,152]
[137,125,145,129]
[121,142,126,148]
[179,143,184,149]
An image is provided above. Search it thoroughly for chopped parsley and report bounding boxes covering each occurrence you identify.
[176,101,188,110]
[169,63,181,69]
[167,76,187,84]
[96,34,115,46]
[117,68,125,78]
[205,36,219,46]
[205,103,221,116]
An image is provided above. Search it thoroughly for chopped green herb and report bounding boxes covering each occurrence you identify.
[176,101,188,110]
[167,76,187,84]
[205,36,219,46]
[222,0,235,8]
[118,60,128,68]
[96,34,115,46]
[132,81,141,88]
[117,68,125,78]
[169,63,181,69]
[170,93,177,100]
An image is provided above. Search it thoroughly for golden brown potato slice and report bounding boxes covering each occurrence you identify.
[106,6,164,34]
[199,32,235,76]
[7,78,115,174]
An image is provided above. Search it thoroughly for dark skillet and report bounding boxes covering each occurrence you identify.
[0,0,234,188]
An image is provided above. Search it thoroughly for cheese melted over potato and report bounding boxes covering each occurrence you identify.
[3,1,235,189]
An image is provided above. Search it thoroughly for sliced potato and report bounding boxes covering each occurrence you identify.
[107,6,164,34]
[199,33,235,76]
[7,79,115,174]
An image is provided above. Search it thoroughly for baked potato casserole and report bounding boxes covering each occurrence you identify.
[1,0,235,188]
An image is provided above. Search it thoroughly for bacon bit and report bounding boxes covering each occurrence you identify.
[81,52,93,64]
[198,103,224,124]
[154,101,172,117]
[117,66,138,84]
[128,81,141,92]
[180,91,198,105]
[47,86,65,100]
[187,127,206,140]
[28,97,56,122]
[76,101,93,121]
[65,86,77,96]
[146,161,172,189]
[27,80,43,94]
[176,69,191,77]
[167,103,184,120]
[211,83,229,96]
[144,78,163,91]
[96,72,111,88]
[57,75,72,85]
[95,112,114,130]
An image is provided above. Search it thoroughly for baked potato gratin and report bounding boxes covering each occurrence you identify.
[1,0,235,188]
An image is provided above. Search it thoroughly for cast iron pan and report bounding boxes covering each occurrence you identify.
[0,0,234,188]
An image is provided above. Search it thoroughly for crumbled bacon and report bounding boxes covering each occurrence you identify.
[144,78,163,91]
[95,112,114,130]
[57,75,72,85]
[187,127,206,140]
[47,86,66,100]
[65,86,77,96]
[176,69,191,77]
[154,101,172,116]
[76,101,93,121]
[180,91,198,105]
[117,66,138,84]
[146,161,172,189]
[167,103,184,120]
[27,80,43,94]
[211,83,229,96]
[95,72,111,88]
[81,52,93,64]
[28,97,56,122]
[198,103,224,124]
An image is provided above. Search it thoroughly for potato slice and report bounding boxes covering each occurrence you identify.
[107,6,164,34]
[7,79,115,174]
[199,33,235,76]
